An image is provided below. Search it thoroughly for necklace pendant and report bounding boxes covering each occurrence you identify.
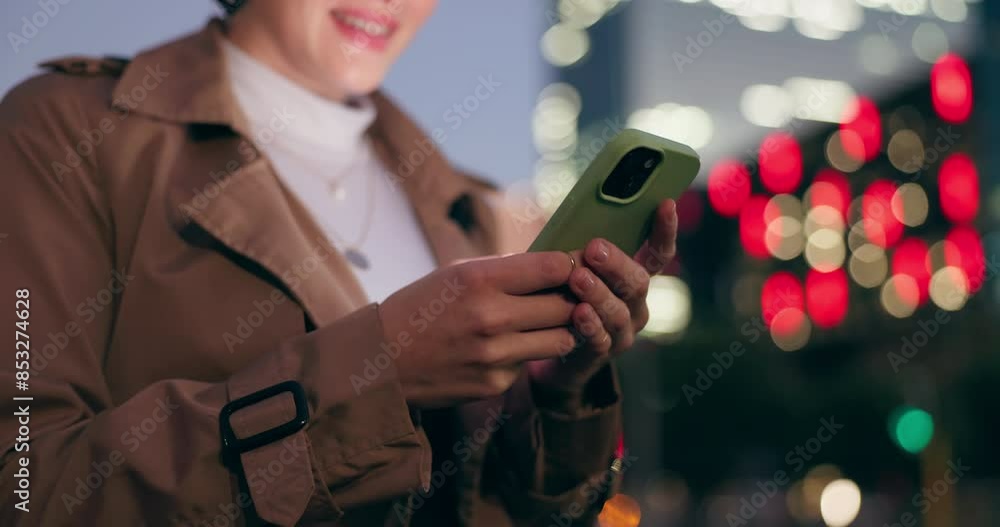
[343,248,370,270]
[329,181,347,201]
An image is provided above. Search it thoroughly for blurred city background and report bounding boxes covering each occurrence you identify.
[530,1,997,527]
[2,0,997,526]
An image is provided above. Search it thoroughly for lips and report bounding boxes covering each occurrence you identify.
[331,8,399,51]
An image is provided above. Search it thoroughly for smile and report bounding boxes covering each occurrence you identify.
[331,8,398,50]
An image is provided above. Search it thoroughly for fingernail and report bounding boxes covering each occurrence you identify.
[665,199,677,214]
[590,240,610,264]
[577,305,599,334]
[575,270,596,290]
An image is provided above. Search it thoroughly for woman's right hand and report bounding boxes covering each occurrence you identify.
[378,252,579,408]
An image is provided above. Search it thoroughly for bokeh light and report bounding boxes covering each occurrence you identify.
[740,195,771,259]
[759,132,803,194]
[643,276,692,337]
[771,307,812,352]
[708,160,751,217]
[766,217,805,261]
[805,228,846,272]
[807,169,851,222]
[912,22,949,63]
[930,266,969,311]
[889,406,935,454]
[806,268,849,329]
[881,274,920,318]
[819,479,862,527]
[627,104,714,150]
[891,238,931,305]
[891,183,930,227]
[540,23,590,67]
[849,243,889,288]
[804,465,842,512]
[826,131,865,172]
[840,96,881,162]
[805,206,847,239]
[863,180,904,248]
[945,225,985,292]
[761,271,803,327]
[931,53,973,124]
[938,152,980,224]
[887,129,925,174]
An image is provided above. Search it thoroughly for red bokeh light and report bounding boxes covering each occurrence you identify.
[806,268,849,329]
[932,53,973,124]
[707,160,751,217]
[863,180,904,248]
[759,133,803,194]
[771,308,807,339]
[840,96,882,162]
[810,169,851,221]
[891,275,921,313]
[938,153,979,224]
[945,225,985,292]
[740,195,770,259]
[892,238,931,305]
[762,271,804,327]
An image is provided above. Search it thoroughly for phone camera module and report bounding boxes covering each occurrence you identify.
[601,147,663,200]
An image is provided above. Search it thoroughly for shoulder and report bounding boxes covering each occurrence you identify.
[0,56,129,134]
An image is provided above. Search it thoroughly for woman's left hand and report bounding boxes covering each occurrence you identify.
[527,198,679,394]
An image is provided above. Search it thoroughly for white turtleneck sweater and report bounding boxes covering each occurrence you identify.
[222,40,437,303]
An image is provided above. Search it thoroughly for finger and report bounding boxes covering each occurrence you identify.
[631,298,650,332]
[568,267,632,351]
[581,238,650,303]
[430,366,521,402]
[634,199,678,275]
[503,293,576,332]
[468,293,576,335]
[572,303,612,355]
[481,327,579,365]
[476,252,574,295]
[449,254,512,266]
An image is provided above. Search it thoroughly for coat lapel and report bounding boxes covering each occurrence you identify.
[166,144,369,326]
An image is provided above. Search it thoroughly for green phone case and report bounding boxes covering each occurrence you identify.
[528,128,701,255]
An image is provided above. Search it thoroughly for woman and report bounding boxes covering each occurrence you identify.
[0,1,679,525]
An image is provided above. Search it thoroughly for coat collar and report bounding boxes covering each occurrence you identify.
[118,19,494,324]
[112,19,254,136]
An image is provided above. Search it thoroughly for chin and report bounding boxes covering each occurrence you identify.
[335,70,386,98]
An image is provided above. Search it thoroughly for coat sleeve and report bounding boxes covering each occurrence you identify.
[486,367,623,526]
[469,180,624,525]
[0,82,427,527]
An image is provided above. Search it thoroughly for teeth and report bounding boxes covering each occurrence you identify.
[337,14,390,37]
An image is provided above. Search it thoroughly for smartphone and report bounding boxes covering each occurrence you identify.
[528,128,701,255]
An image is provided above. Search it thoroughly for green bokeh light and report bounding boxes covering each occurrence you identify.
[889,407,934,454]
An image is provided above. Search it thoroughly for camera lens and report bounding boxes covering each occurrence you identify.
[601,147,663,200]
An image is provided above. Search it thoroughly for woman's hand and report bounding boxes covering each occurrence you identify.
[527,199,679,393]
[378,251,579,409]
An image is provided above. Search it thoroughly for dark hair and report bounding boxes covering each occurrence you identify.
[216,0,245,14]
